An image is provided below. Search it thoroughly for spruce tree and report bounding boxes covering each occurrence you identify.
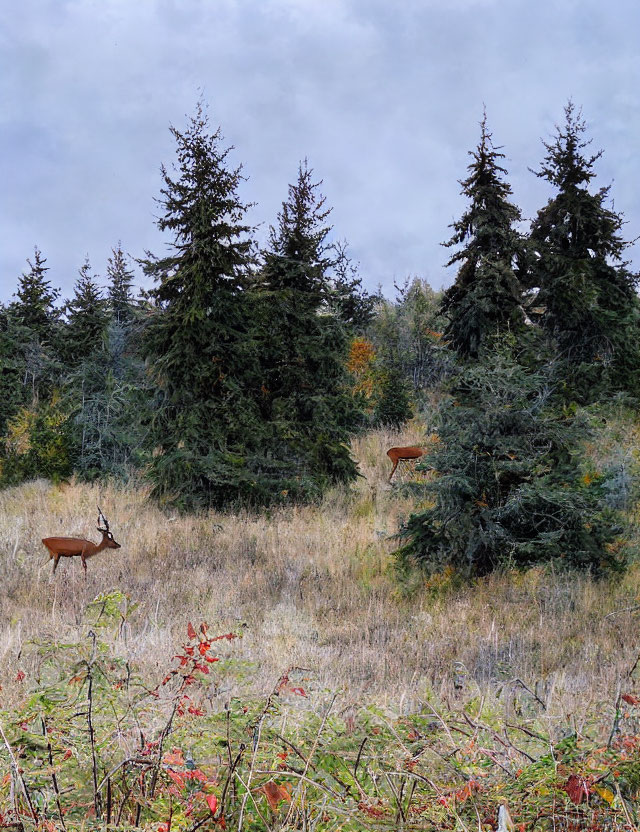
[527,101,640,401]
[441,115,524,359]
[7,247,62,407]
[255,161,359,494]
[396,348,624,578]
[65,258,109,367]
[13,247,59,341]
[0,303,23,439]
[0,250,71,485]
[328,240,379,332]
[107,243,137,325]
[141,104,263,509]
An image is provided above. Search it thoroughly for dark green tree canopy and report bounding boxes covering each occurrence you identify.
[65,257,109,367]
[396,349,624,578]
[12,247,60,340]
[107,243,137,325]
[255,161,360,490]
[146,103,255,312]
[262,159,332,300]
[441,114,524,359]
[327,240,380,332]
[527,101,640,400]
[141,105,266,509]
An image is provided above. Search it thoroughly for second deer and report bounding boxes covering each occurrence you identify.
[386,446,426,483]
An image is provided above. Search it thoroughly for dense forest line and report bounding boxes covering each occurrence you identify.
[1,101,639,578]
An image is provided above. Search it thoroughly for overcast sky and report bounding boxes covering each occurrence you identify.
[1,0,639,304]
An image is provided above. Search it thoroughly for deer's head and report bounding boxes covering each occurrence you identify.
[97,506,122,549]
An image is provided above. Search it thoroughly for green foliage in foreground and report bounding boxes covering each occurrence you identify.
[396,351,627,578]
[1,591,639,831]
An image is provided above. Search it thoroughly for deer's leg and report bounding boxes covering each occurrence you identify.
[52,555,60,574]
[81,554,88,578]
[388,458,399,483]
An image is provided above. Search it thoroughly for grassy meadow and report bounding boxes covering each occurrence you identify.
[1,425,640,829]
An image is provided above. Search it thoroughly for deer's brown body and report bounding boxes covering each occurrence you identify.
[386,446,425,482]
[43,507,121,576]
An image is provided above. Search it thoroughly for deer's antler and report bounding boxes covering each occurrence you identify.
[97,505,110,533]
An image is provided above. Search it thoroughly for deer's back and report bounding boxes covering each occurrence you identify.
[42,536,91,556]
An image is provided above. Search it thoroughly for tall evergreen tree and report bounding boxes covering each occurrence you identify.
[441,115,524,359]
[13,247,59,341]
[396,348,624,579]
[0,250,71,485]
[526,101,640,401]
[6,247,62,408]
[255,161,359,493]
[328,240,380,332]
[141,104,264,509]
[0,303,23,439]
[64,257,109,368]
[107,243,137,325]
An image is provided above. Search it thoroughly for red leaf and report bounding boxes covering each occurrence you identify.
[198,642,210,655]
[206,793,218,814]
[358,801,386,818]
[194,663,210,674]
[62,749,73,761]
[205,655,219,663]
[163,749,184,766]
[200,623,209,635]
[290,686,307,697]
[260,781,291,811]
[187,622,197,640]
[565,774,589,805]
[167,770,185,789]
[185,769,207,783]
[621,693,640,706]
[15,670,25,682]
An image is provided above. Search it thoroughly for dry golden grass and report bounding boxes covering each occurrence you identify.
[1,423,639,737]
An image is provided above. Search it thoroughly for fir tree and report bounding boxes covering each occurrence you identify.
[372,366,413,429]
[441,115,524,359]
[107,243,137,325]
[255,160,360,493]
[527,101,640,401]
[0,304,24,439]
[396,348,624,578]
[64,257,109,367]
[328,240,380,332]
[5,248,62,409]
[141,104,263,509]
[13,247,59,341]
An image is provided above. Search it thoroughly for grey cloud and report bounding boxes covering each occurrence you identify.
[1,0,638,302]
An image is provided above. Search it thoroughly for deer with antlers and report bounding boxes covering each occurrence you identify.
[42,506,121,576]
